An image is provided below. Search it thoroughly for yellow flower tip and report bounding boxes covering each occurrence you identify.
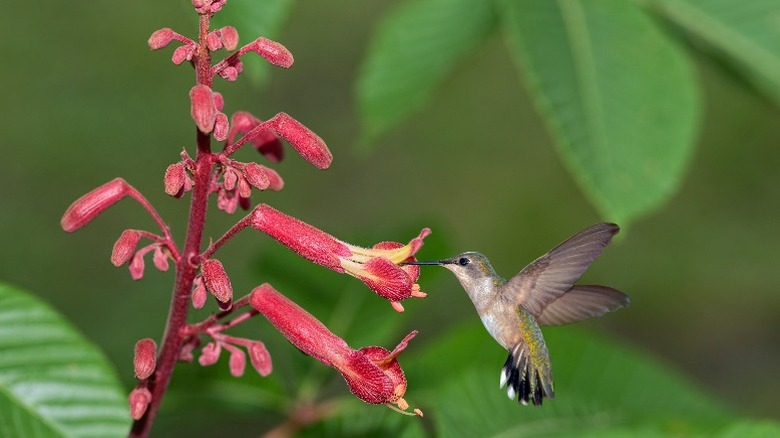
[391,301,405,313]
[414,408,424,417]
[397,397,409,411]
[384,399,419,417]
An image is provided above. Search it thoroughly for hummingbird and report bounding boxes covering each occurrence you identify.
[404,222,629,406]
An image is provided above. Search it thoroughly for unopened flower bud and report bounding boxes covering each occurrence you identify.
[153,246,169,271]
[164,163,187,197]
[134,338,157,380]
[223,168,238,190]
[201,259,232,303]
[148,28,174,50]
[191,276,207,309]
[220,66,239,81]
[112,230,141,267]
[264,166,284,191]
[190,84,217,134]
[270,113,332,169]
[248,37,294,68]
[128,387,152,420]
[212,92,224,111]
[220,26,239,51]
[199,342,221,366]
[214,112,229,141]
[61,178,130,232]
[229,347,246,377]
[248,341,272,376]
[243,162,270,190]
[206,32,222,51]
[172,44,195,65]
[129,252,145,280]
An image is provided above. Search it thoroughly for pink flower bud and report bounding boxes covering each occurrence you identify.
[112,229,141,267]
[190,84,217,134]
[153,246,169,271]
[265,167,284,191]
[229,347,246,377]
[243,162,270,190]
[212,92,224,111]
[237,176,252,199]
[164,163,187,197]
[220,26,239,51]
[223,168,238,190]
[179,338,199,362]
[248,38,294,68]
[206,32,222,51]
[214,112,229,141]
[129,387,152,420]
[248,341,272,376]
[172,44,195,65]
[148,28,174,50]
[133,338,157,380]
[220,66,239,81]
[61,178,130,232]
[191,276,207,309]
[199,342,221,366]
[130,252,145,280]
[201,259,232,303]
[270,113,332,169]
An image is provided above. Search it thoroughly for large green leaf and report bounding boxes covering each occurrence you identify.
[214,0,295,85]
[408,323,776,437]
[0,283,129,437]
[500,0,699,225]
[651,0,780,105]
[357,0,496,145]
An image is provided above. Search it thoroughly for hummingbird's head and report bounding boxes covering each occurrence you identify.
[403,251,497,290]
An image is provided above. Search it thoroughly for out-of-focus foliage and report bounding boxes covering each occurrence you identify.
[356,0,780,227]
[0,284,130,437]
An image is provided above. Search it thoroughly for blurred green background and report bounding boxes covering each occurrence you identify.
[1,0,779,436]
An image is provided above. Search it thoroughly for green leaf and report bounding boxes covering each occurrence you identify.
[0,283,129,437]
[214,0,295,86]
[500,0,699,225]
[651,0,780,106]
[357,0,496,145]
[408,323,778,437]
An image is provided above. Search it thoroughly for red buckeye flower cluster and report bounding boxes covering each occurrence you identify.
[60,1,427,434]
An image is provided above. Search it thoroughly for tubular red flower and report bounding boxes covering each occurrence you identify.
[249,284,420,413]
[61,178,130,232]
[250,204,430,309]
[269,113,332,169]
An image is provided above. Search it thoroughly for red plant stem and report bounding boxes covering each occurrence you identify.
[221,118,274,156]
[199,213,252,261]
[129,13,214,438]
[126,186,180,260]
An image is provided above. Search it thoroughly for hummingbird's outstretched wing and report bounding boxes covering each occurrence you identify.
[536,285,629,326]
[505,222,620,317]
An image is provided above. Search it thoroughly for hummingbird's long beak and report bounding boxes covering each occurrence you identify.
[400,260,446,266]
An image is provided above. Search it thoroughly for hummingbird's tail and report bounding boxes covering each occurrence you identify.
[499,343,555,406]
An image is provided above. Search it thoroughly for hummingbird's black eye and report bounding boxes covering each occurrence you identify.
[458,257,470,266]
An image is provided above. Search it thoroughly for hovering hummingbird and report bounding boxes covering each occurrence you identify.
[404,222,629,406]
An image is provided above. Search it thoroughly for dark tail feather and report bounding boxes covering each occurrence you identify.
[500,346,554,406]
